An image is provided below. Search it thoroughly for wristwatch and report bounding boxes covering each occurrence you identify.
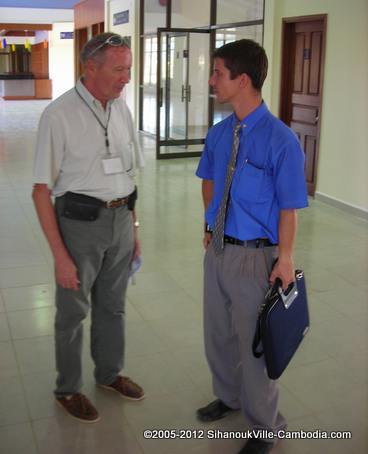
[134,220,140,228]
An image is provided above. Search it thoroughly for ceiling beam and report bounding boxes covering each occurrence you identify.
[0,23,52,31]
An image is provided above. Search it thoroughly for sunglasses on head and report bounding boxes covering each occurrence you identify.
[88,35,130,58]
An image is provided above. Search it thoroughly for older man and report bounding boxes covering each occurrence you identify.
[32,33,144,423]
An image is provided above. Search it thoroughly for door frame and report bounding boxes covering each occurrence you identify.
[279,14,327,196]
[156,27,211,159]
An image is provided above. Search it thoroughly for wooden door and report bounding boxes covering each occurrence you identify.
[280,16,327,196]
[74,28,88,81]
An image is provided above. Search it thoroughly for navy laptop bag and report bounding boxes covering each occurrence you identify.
[252,270,310,379]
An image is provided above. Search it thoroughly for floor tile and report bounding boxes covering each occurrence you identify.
[0,376,30,426]
[0,313,11,342]
[0,265,53,289]
[14,336,54,376]
[1,284,54,312]
[0,422,38,454]
[0,341,19,380]
[7,306,55,339]
[33,414,144,454]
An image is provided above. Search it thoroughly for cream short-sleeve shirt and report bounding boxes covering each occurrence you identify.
[33,79,144,201]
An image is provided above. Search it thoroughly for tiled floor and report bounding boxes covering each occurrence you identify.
[0,99,367,454]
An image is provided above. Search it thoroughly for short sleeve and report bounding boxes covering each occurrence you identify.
[196,133,214,180]
[33,111,65,188]
[273,138,308,209]
[124,104,145,169]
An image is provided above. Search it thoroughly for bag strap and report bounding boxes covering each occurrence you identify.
[252,316,263,358]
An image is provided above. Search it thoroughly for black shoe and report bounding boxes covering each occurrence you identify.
[196,398,238,422]
[238,439,273,454]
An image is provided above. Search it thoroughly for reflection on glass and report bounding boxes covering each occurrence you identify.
[168,34,187,140]
[142,36,158,134]
[187,33,209,139]
[171,0,210,28]
[157,31,210,156]
[160,35,167,139]
[217,0,263,25]
[144,0,167,34]
[215,25,263,48]
[159,144,204,155]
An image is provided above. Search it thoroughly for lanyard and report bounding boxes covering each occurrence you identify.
[75,87,112,154]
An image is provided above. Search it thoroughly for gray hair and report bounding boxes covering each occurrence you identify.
[80,32,131,65]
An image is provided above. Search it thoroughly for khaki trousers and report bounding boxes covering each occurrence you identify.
[54,197,133,396]
[203,242,286,439]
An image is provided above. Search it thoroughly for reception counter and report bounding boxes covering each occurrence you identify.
[0,74,52,99]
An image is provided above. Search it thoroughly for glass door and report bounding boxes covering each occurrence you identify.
[156,28,210,159]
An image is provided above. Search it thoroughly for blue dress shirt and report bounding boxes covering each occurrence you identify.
[196,102,308,244]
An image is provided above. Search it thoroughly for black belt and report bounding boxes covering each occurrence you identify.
[224,235,276,248]
[63,192,129,209]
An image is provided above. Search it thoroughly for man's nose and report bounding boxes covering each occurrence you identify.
[122,71,130,84]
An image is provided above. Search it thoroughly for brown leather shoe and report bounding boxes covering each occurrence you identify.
[56,393,100,423]
[98,376,145,401]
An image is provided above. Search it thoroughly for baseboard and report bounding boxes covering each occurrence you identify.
[314,192,368,221]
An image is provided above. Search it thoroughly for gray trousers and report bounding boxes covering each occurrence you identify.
[54,197,133,396]
[203,242,286,437]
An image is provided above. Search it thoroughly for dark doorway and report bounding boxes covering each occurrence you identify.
[279,15,327,196]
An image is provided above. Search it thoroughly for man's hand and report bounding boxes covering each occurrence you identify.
[269,257,295,290]
[203,232,212,249]
[55,255,80,291]
[132,235,141,260]
[271,209,297,290]
[32,184,80,291]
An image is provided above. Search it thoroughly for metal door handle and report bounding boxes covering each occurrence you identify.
[187,85,191,102]
[159,87,163,108]
[181,85,185,102]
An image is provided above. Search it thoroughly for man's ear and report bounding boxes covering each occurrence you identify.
[84,59,97,77]
[239,73,250,88]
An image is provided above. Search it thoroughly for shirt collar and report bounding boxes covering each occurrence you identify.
[231,101,269,133]
[76,78,114,111]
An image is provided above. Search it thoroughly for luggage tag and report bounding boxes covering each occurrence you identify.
[101,154,124,175]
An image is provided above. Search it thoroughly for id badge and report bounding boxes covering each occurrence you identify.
[101,156,124,175]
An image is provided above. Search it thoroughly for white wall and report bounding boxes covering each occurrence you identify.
[264,0,368,212]
[105,0,138,118]
[49,23,74,100]
[34,31,49,44]
[0,7,73,23]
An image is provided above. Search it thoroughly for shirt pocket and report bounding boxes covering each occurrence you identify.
[233,161,273,203]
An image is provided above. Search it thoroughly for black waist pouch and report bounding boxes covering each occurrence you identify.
[62,192,102,221]
[127,186,138,211]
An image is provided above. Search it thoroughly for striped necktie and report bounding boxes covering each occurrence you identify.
[211,123,241,255]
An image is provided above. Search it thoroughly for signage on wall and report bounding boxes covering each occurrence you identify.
[113,10,129,26]
[60,32,74,39]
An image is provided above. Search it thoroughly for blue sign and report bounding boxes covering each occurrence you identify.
[113,10,129,26]
[60,32,74,39]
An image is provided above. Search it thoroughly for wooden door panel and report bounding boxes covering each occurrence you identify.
[280,17,326,196]
[292,105,318,124]
[310,32,322,94]
[290,122,317,137]
[292,93,320,106]
[294,34,305,92]
[305,135,317,183]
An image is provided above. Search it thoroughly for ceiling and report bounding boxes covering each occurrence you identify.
[0,1,79,9]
